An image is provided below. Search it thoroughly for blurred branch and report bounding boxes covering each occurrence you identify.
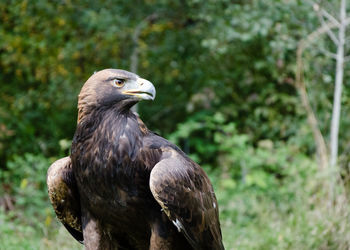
[296,22,335,172]
[296,16,350,168]
[313,2,339,44]
[296,6,350,199]
[0,194,14,211]
[130,13,159,113]
[318,14,339,44]
[329,0,347,196]
[318,46,337,59]
[298,17,350,52]
[296,51,328,172]
[314,4,340,26]
[321,9,340,26]
[130,13,159,74]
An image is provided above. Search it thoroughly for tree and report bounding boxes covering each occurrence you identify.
[296,0,350,199]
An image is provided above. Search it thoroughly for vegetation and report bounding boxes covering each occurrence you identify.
[1,0,350,249]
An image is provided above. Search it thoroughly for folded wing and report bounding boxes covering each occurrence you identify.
[149,150,224,250]
[47,156,83,243]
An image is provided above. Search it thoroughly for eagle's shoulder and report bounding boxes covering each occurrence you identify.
[143,131,185,154]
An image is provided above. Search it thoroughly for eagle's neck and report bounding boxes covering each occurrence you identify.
[73,104,149,158]
[77,99,139,124]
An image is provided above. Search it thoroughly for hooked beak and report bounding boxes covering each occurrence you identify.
[122,78,156,101]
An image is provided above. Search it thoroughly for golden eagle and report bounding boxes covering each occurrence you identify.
[47,69,224,249]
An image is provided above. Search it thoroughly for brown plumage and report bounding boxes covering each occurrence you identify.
[47,69,224,250]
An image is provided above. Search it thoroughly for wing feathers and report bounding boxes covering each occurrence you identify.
[47,157,83,244]
[149,151,224,250]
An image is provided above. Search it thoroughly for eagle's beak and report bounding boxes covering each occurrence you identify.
[123,78,156,101]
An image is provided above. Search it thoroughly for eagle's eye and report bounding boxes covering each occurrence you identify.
[113,78,125,88]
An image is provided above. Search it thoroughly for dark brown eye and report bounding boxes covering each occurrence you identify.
[113,78,125,87]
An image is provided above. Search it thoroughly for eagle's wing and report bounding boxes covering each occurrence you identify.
[149,149,224,250]
[47,157,83,244]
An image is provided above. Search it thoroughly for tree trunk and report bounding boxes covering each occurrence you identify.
[330,0,346,168]
[130,14,158,113]
[130,21,144,113]
[329,0,346,202]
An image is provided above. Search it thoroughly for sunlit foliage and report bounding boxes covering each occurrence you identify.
[1,0,350,249]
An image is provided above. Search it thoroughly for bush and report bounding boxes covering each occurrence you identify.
[170,112,350,249]
[0,153,82,249]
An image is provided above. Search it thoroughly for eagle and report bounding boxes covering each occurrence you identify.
[47,69,224,250]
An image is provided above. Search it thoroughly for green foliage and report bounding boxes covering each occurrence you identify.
[169,110,350,249]
[0,154,51,231]
[2,154,49,217]
[170,111,311,194]
[0,0,319,163]
[0,209,82,250]
[0,211,40,250]
[1,0,350,249]
[0,153,82,249]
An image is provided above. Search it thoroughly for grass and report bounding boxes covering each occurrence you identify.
[1,154,350,249]
[2,186,350,250]
[0,210,82,250]
[217,181,350,250]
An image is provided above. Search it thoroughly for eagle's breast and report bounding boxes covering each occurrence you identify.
[71,109,161,226]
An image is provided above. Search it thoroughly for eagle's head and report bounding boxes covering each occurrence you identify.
[77,69,156,122]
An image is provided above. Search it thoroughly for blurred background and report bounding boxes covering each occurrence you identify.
[1,0,350,249]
